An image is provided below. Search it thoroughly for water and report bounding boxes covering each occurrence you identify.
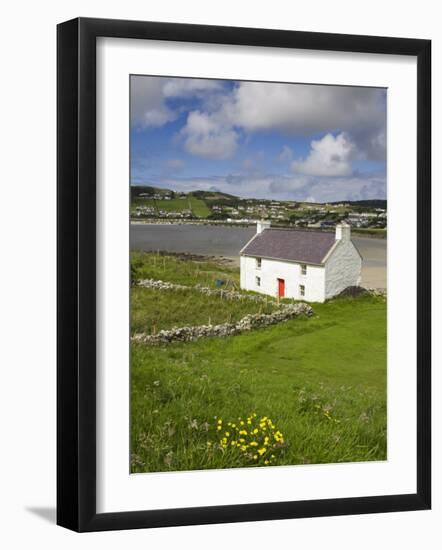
[131,223,256,257]
[130,223,387,288]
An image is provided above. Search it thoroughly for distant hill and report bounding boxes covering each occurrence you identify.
[131,185,386,210]
[131,186,237,201]
[328,199,387,209]
[131,185,173,199]
[189,190,238,201]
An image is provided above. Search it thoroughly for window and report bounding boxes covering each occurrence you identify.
[256,276,261,287]
[301,264,307,275]
[256,257,262,269]
[299,284,305,297]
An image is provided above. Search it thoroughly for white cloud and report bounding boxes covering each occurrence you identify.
[131,77,224,128]
[130,76,386,163]
[221,82,386,161]
[179,81,386,162]
[162,78,223,98]
[152,171,386,202]
[131,77,177,128]
[291,133,356,177]
[227,82,385,136]
[180,111,238,160]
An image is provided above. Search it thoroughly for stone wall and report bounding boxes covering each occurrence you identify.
[132,302,313,345]
[133,278,312,345]
[366,287,387,298]
[337,285,387,299]
[137,278,275,303]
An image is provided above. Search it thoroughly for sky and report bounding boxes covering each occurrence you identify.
[130,76,387,202]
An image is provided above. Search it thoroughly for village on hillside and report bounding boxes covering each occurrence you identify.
[130,186,387,231]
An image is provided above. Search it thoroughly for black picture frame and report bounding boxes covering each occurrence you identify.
[57,17,431,532]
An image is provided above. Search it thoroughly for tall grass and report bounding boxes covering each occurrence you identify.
[131,251,240,288]
[131,286,276,334]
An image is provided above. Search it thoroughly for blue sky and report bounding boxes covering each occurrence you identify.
[130,76,386,202]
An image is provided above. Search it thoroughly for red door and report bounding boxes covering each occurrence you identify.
[277,278,285,298]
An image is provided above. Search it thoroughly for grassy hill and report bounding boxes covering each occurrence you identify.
[130,253,387,473]
[189,189,238,201]
[329,199,387,209]
[130,185,387,226]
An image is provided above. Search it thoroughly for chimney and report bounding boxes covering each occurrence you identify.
[335,222,351,241]
[257,220,271,234]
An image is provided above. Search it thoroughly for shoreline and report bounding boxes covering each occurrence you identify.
[130,219,387,239]
[132,250,386,290]
[130,223,387,289]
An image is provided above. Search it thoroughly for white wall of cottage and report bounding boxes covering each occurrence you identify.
[240,255,326,302]
[324,240,362,299]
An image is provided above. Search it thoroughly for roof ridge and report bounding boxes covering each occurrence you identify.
[267,227,334,235]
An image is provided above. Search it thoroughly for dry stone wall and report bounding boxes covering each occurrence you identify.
[137,278,274,303]
[132,302,313,345]
[132,279,313,345]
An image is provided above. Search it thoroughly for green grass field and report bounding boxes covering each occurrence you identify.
[130,254,387,473]
[132,197,210,218]
[131,250,240,287]
[131,286,277,334]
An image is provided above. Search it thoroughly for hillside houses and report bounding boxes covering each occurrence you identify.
[130,186,387,228]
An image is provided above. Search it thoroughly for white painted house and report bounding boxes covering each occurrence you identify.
[240,221,362,302]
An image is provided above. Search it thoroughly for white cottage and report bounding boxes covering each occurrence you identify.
[240,221,362,302]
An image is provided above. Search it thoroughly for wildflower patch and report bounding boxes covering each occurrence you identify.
[214,413,286,466]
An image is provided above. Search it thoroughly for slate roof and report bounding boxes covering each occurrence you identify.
[240,228,336,264]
